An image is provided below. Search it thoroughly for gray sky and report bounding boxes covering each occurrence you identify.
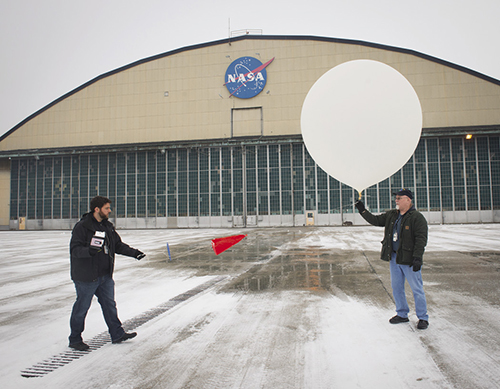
[1,0,499,138]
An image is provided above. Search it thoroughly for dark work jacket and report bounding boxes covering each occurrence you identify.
[359,206,428,265]
[70,213,139,282]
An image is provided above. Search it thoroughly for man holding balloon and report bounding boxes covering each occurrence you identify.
[355,189,429,330]
[301,59,429,329]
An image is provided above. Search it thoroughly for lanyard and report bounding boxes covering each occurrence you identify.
[393,214,403,242]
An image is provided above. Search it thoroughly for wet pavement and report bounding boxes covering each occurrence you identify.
[2,225,500,388]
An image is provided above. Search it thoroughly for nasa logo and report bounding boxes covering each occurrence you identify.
[224,56,274,99]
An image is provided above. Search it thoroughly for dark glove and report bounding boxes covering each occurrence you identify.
[411,257,422,272]
[355,200,366,214]
[135,250,146,260]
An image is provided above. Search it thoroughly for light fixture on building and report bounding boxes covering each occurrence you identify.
[466,134,473,140]
[164,91,169,97]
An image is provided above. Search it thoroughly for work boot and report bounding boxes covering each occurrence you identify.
[69,341,90,351]
[389,315,410,324]
[112,332,137,344]
[417,320,429,330]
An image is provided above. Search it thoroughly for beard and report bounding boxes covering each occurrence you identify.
[98,210,109,220]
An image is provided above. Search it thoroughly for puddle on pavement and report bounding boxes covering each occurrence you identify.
[224,251,379,293]
[142,228,386,296]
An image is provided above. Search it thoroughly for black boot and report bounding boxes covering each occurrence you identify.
[389,315,409,324]
[69,341,90,351]
[112,332,137,344]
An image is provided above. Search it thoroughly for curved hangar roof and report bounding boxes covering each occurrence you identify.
[1,35,500,155]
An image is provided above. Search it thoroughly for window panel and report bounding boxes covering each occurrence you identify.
[257,145,267,169]
[157,194,166,217]
[247,192,256,215]
[27,159,36,219]
[341,185,353,213]
[221,147,231,171]
[305,190,316,213]
[167,194,176,217]
[441,186,453,211]
[390,170,402,190]
[178,194,187,216]
[318,190,328,214]
[211,193,220,216]
[189,193,198,216]
[98,154,108,196]
[37,159,45,219]
[304,166,316,190]
[270,191,280,215]
[89,155,98,197]
[280,144,291,167]
[366,185,378,213]
[147,195,156,217]
[402,156,415,189]
[222,193,232,216]
[137,195,146,217]
[269,145,279,168]
[427,139,438,162]
[52,157,61,219]
[329,177,340,214]
[269,168,279,192]
[233,192,243,216]
[480,186,491,210]
[281,191,292,215]
[258,192,269,215]
[108,154,116,200]
[467,186,478,210]
[211,148,220,170]
[200,193,209,216]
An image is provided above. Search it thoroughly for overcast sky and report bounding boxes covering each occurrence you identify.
[1,0,499,138]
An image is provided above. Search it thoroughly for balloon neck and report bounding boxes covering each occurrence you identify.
[358,191,362,200]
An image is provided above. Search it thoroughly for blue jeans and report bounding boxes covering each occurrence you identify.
[69,275,125,344]
[390,252,429,321]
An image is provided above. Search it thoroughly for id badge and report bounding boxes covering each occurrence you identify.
[104,245,109,254]
[90,237,104,247]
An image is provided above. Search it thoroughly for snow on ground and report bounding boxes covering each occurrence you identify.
[0,224,499,388]
[280,224,500,252]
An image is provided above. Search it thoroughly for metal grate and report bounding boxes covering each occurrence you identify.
[21,276,227,378]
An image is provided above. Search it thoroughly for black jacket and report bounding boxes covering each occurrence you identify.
[70,213,139,282]
[360,206,428,265]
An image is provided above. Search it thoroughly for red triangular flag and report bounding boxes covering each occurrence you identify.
[211,234,247,255]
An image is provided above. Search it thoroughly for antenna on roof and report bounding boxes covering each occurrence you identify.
[231,29,263,37]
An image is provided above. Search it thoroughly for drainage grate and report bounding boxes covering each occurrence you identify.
[21,276,227,378]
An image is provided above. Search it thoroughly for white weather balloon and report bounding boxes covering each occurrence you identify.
[301,60,422,196]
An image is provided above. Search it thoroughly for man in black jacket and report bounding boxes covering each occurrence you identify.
[68,196,146,351]
[355,189,429,330]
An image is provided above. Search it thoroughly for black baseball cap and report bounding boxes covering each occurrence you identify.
[393,188,413,200]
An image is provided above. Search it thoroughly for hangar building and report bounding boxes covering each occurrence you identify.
[1,35,499,230]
